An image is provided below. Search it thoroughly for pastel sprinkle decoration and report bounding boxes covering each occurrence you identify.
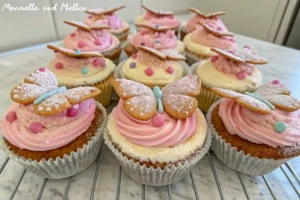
[152,114,165,127]
[166,66,174,74]
[6,111,17,123]
[67,108,79,117]
[155,25,159,28]
[95,39,101,45]
[75,49,81,54]
[140,42,145,46]
[92,58,104,67]
[236,71,247,80]
[29,122,43,134]
[78,41,86,48]
[81,67,89,74]
[155,40,160,43]
[55,62,63,69]
[145,67,154,76]
[245,92,275,110]
[132,54,137,59]
[153,86,164,113]
[130,62,136,68]
[211,56,218,62]
[70,33,76,37]
[33,86,67,105]
[39,67,46,72]
[274,121,286,133]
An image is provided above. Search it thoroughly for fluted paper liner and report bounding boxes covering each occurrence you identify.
[206,100,291,176]
[114,59,191,86]
[191,62,249,112]
[104,125,212,186]
[185,50,210,65]
[179,25,188,41]
[0,103,107,179]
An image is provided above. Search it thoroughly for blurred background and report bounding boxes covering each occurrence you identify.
[1,0,300,52]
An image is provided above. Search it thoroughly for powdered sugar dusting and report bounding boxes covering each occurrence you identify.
[127,96,156,115]
[12,83,48,100]
[117,79,154,97]
[255,84,290,96]
[234,48,268,64]
[163,94,195,114]
[25,69,58,89]
[64,87,97,101]
[162,75,201,96]
[237,96,271,112]
[137,50,168,69]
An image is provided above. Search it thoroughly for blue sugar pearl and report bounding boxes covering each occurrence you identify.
[75,49,81,54]
[81,67,88,74]
[130,62,136,68]
[155,40,160,43]
[155,25,159,28]
[274,121,286,133]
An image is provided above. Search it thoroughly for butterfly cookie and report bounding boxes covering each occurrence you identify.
[211,83,300,114]
[64,21,109,31]
[11,68,100,116]
[113,75,201,120]
[188,8,225,19]
[137,46,186,61]
[47,45,103,58]
[85,5,125,15]
[198,22,233,37]
[142,5,173,16]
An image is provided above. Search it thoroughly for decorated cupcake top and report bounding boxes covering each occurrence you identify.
[135,5,181,30]
[112,76,201,147]
[121,46,186,87]
[195,47,265,91]
[47,45,115,86]
[64,21,120,52]
[131,24,177,50]
[1,68,101,151]
[211,83,300,147]
[191,22,236,50]
[85,6,127,31]
[186,8,227,33]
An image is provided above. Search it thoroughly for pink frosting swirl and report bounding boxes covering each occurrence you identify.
[131,28,177,49]
[64,29,113,51]
[85,13,124,30]
[1,99,97,151]
[112,100,197,147]
[186,16,227,33]
[191,28,237,50]
[143,12,180,29]
[219,99,300,148]
[212,54,254,75]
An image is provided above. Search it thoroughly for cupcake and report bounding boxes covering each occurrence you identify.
[105,76,211,185]
[116,45,189,88]
[124,24,185,57]
[85,6,130,42]
[47,45,115,107]
[135,5,181,34]
[192,47,266,112]
[64,21,121,64]
[207,83,300,176]
[180,8,227,40]
[183,22,237,65]
[0,68,107,179]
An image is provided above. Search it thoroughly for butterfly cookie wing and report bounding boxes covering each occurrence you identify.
[162,76,201,119]
[11,69,58,104]
[234,48,268,64]
[112,79,157,120]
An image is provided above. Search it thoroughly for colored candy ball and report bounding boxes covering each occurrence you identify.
[211,56,218,62]
[145,67,154,76]
[95,39,102,45]
[166,66,174,74]
[88,16,92,19]
[130,62,136,68]
[155,25,159,28]
[93,58,105,67]
[29,122,43,134]
[132,54,137,59]
[67,108,79,118]
[55,62,63,69]
[140,30,148,35]
[6,111,17,123]
[39,67,46,72]
[152,114,165,127]
[78,41,86,48]
[70,33,76,37]
[271,80,280,85]
[274,121,286,133]
[140,42,145,46]
[81,67,89,74]
[236,71,247,80]
[229,50,235,55]
[154,32,159,38]
[155,40,160,43]
[75,49,81,54]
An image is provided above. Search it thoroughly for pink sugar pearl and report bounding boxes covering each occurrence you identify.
[88,16,92,19]
[39,67,46,72]
[55,62,63,69]
[70,33,76,37]
[132,54,137,59]
[6,111,17,123]
[154,32,159,38]
[152,114,165,127]
[67,108,78,117]
[78,41,86,48]
[29,122,43,134]
[236,71,247,80]
[211,56,218,62]
[140,30,148,35]
[93,58,104,67]
[145,67,154,76]
[95,39,102,45]
[166,66,174,74]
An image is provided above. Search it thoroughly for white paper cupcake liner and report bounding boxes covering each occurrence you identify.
[104,126,212,186]
[0,103,107,179]
[114,59,191,81]
[206,100,291,176]
[185,51,210,66]
[179,25,188,41]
